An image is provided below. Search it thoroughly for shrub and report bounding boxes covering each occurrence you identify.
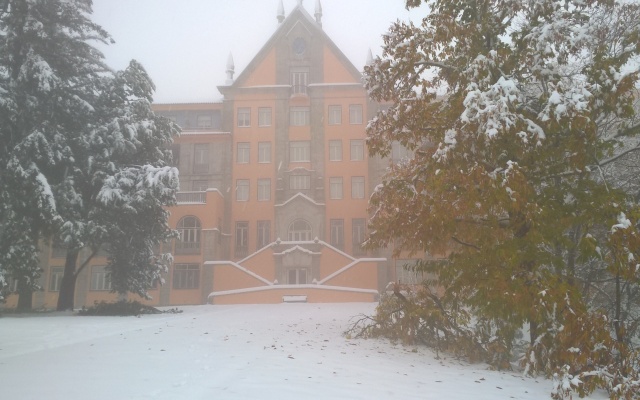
[78,300,181,316]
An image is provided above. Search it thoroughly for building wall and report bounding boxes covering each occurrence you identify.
[1,5,405,309]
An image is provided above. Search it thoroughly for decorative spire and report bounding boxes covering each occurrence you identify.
[225,53,235,85]
[314,0,322,26]
[277,0,285,23]
[297,0,304,6]
[366,48,374,66]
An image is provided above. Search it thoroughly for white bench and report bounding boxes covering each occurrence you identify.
[282,295,308,303]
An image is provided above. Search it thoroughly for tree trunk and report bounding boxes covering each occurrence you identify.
[529,319,538,345]
[16,278,33,311]
[57,249,79,311]
[614,268,624,343]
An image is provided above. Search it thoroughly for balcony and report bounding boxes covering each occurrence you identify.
[176,191,206,204]
[291,85,308,97]
[175,241,201,255]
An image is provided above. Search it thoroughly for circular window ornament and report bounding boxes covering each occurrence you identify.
[293,37,306,55]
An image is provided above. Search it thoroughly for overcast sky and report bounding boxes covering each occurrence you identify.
[90,0,428,103]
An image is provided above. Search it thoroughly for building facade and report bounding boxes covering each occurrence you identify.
[3,1,426,309]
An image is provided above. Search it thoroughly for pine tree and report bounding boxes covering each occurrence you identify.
[364,1,640,397]
[0,1,179,310]
[0,0,110,307]
[54,60,179,310]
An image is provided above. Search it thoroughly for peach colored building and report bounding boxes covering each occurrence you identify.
[3,2,431,309]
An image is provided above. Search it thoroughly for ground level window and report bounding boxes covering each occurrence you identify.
[287,268,308,285]
[235,221,249,258]
[330,219,344,249]
[173,264,200,289]
[49,267,64,292]
[90,266,112,291]
[352,218,366,256]
[6,277,19,292]
[257,220,271,249]
[395,259,427,285]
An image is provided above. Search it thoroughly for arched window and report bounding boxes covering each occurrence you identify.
[176,216,201,254]
[288,219,312,241]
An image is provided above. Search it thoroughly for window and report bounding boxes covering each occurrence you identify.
[237,142,250,164]
[197,115,212,128]
[257,220,271,249]
[395,259,427,285]
[392,141,411,163]
[287,268,308,284]
[257,179,271,201]
[349,104,363,124]
[237,107,251,127]
[352,218,366,255]
[290,141,310,162]
[330,219,344,249]
[90,266,111,291]
[192,180,208,191]
[236,179,249,201]
[6,277,19,292]
[258,142,271,163]
[350,140,364,161]
[288,219,312,241]
[290,175,310,190]
[176,216,201,254]
[351,176,365,199]
[193,143,209,173]
[291,68,308,95]
[290,106,310,126]
[49,267,64,292]
[330,177,343,199]
[329,140,342,161]
[171,144,180,167]
[328,105,342,125]
[258,107,272,127]
[173,264,199,290]
[235,221,249,258]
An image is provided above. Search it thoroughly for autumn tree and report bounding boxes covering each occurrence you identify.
[364,0,640,398]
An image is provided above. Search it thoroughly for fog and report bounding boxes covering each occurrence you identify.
[90,0,428,103]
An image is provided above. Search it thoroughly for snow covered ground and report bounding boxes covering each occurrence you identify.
[0,303,607,399]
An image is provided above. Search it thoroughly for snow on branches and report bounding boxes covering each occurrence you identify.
[364,1,640,398]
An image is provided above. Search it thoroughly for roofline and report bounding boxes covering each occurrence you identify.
[229,4,362,89]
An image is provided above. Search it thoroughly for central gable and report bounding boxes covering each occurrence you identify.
[227,4,361,91]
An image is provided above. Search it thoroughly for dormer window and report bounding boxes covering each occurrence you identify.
[291,67,308,95]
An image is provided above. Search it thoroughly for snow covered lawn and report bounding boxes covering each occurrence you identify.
[0,303,606,399]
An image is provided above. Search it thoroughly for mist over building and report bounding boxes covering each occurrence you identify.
[7,0,426,308]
